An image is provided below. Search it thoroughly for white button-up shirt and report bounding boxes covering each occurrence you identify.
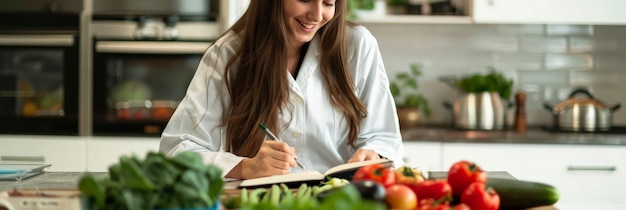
[160,25,404,177]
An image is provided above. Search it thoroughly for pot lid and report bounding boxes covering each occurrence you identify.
[553,88,610,110]
[554,98,608,110]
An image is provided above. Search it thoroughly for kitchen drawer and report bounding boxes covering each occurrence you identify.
[442,143,626,203]
[86,136,160,172]
[403,142,443,171]
[0,135,86,172]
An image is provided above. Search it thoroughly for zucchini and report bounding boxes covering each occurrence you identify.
[486,178,560,209]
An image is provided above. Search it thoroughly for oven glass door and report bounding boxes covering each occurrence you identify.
[0,34,79,134]
[93,40,208,136]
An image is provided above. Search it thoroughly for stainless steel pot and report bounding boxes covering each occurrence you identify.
[448,92,507,130]
[544,88,621,132]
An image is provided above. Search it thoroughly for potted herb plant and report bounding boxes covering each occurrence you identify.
[456,66,514,99]
[348,0,386,20]
[389,64,431,130]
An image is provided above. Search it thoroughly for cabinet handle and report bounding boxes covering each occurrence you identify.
[0,155,45,162]
[567,165,616,171]
[0,35,74,46]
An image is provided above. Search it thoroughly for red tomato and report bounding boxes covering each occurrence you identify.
[386,184,418,210]
[352,163,396,187]
[418,198,471,210]
[461,182,500,210]
[447,160,487,197]
[417,198,449,210]
[450,203,471,210]
[411,179,452,202]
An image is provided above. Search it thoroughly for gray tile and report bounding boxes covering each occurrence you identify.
[469,35,519,52]
[545,53,592,70]
[493,25,545,35]
[582,86,624,106]
[546,25,593,36]
[569,36,620,53]
[519,71,569,86]
[593,25,626,37]
[493,52,544,70]
[592,53,626,70]
[520,36,567,53]
[543,86,580,102]
[570,70,622,87]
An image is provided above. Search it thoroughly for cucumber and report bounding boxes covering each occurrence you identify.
[486,178,560,209]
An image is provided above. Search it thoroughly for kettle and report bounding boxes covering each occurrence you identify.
[544,88,621,132]
[445,92,507,130]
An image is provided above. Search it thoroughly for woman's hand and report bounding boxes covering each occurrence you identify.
[240,141,297,179]
[347,148,380,163]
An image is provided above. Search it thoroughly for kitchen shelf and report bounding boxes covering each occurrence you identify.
[355,15,473,24]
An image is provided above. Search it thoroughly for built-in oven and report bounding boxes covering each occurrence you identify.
[0,1,82,135]
[91,0,220,136]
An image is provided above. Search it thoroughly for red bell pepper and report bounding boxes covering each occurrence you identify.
[352,163,396,187]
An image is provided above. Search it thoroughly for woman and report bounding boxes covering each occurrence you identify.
[159,0,404,180]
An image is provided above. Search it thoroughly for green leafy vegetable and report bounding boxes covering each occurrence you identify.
[78,152,224,210]
[232,183,386,210]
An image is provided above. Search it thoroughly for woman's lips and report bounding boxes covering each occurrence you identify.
[297,19,316,32]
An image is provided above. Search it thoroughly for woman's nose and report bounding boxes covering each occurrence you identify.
[308,3,323,22]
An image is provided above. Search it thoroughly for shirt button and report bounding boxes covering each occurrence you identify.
[292,132,301,138]
[294,97,303,104]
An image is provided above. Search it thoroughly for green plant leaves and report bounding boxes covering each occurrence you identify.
[78,151,224,210]
[389,64,431,117]
[457,67,514,99]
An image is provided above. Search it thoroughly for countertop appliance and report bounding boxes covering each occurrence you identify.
[544,88,621,132]
[0,0,82,135]
[91,0,220,136]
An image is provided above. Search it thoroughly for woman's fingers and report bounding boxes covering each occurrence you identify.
[265,141,296,157]
[347,148,380,163]
[258,141,297,170]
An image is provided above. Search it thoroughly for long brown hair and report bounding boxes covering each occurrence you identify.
[222,0,367,157]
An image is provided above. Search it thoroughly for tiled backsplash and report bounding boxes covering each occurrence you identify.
[363,23,626,126]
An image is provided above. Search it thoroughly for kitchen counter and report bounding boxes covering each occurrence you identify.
[0,171,516,192]
[0,171,557,210]
[0,172,106,192]
[402,126,626,145]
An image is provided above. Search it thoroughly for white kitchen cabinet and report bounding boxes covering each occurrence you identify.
[86,136,161,172]
[473,0,626,25]
[220,0,249,29]
[0,135,86,172]
[402,142,443,172]
[442,143,626,203]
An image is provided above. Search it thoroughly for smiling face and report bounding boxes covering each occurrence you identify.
[283,0,336,47]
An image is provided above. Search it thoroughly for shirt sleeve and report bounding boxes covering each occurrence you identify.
[349,26,405,168]
[159,33,244,177]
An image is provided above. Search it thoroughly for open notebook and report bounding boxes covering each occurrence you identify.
[238,158,393,189]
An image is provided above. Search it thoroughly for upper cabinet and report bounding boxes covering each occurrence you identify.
[220,0,249,29]
[472,0,626,25]
[222,0,626,25]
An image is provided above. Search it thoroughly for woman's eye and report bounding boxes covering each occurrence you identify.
[324,1,335,6]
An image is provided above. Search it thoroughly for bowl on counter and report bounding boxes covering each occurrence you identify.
[114,100,177,121]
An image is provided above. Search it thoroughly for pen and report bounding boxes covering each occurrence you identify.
[258,123,308,171]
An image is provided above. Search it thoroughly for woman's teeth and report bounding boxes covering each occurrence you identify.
[298,20,315,29]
